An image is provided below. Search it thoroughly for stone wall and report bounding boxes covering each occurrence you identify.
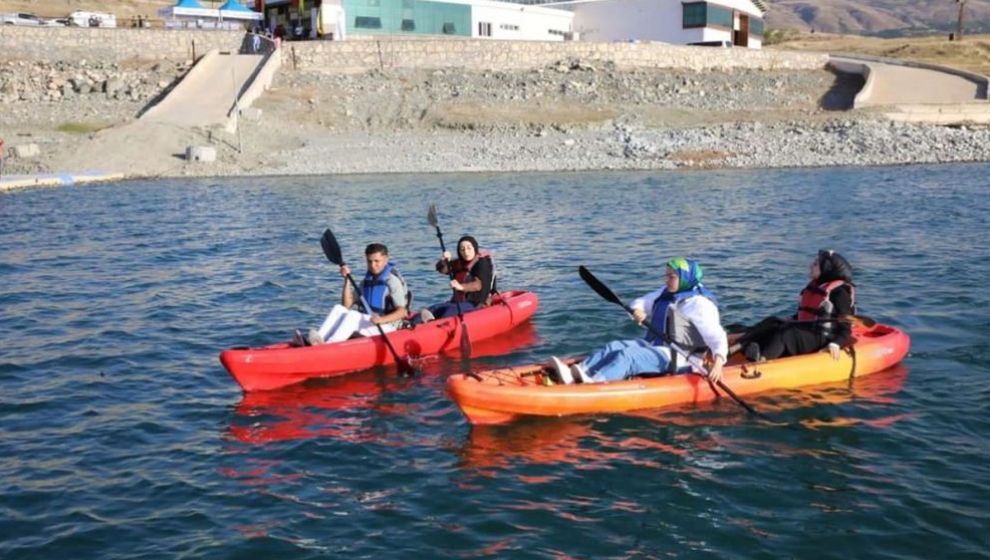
[0,26,244,63]
[283,39,829,73]
[1,26,827,71]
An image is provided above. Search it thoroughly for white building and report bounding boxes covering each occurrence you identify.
[265,0,766,47]
[563,0,767,48]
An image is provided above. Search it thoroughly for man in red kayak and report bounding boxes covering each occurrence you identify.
[551,258,727,385]
[300,243,411,345]
[418,235,496,322]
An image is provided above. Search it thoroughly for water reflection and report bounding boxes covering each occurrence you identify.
[455,366,909,472]
[227,323,540,445]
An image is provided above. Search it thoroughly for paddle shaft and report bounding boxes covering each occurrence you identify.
[432,225,466,319]
[635,303,767,417]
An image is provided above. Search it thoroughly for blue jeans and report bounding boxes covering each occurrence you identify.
[578,339,690,383]
[429,301,476,319]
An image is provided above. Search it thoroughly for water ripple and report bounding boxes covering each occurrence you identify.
[2,166,989,558]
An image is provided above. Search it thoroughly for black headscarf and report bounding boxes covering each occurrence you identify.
[457,235,480,258]
[818,249,854,284]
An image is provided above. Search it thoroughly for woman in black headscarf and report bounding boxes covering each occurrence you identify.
[737,250,856,361]
[418,235,497,322]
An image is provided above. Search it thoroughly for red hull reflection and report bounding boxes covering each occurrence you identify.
[228,323,540,445]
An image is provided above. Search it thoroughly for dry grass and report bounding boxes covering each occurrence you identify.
[56,122,109,134]
[771,31,990,76]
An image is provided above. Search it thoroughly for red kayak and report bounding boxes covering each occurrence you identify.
[220,290,539,391]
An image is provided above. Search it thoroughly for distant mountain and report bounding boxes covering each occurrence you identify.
[766,0,990,37]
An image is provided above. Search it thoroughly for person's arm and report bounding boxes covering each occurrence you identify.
[452,259,491,295]
[830,285,855,317]
[630,288,664,324]
[435,252,452,275]
[824,286,854,355]
[685,298,729,381]
[341,265,355,308]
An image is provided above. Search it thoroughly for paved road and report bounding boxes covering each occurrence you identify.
[833,56,986,106]
[142,51,263,128]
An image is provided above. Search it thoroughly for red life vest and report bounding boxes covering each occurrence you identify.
[797,280,855,321]
[450,251,495,304]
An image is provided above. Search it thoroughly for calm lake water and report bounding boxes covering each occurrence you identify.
[1,165,988,559]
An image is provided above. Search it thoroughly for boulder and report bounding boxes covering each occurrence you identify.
[185,145,217,163]
[11,144,41,158]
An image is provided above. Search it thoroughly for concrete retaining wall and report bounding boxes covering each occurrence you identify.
[282,39,828,72]
[0,26,244,62]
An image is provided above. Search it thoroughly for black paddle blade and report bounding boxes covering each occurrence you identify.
[427,204,439,228]
[579,265,624,307]
[459,321,472,358]
[320,229,343,266]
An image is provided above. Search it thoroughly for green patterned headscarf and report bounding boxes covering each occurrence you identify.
[666,257,704,293]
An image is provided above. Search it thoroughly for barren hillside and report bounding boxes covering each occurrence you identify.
[766,0,990,36]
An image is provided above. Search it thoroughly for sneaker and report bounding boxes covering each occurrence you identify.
[419,308,436,324]
[307,328,324,346]
[550,356,575,385]
[571,362,594,384]
[744,342,761,363]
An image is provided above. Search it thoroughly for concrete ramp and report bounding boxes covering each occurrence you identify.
[830,55,988,108]
[141,49,270,132]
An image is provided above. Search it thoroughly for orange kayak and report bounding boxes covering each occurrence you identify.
[447,322,910,425]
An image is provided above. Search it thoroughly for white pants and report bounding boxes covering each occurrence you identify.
[318,304,397,343]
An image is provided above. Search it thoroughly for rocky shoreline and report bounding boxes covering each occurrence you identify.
[2,59,990,182]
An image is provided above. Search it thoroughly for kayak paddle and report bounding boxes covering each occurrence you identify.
[320,228,418,376]
[578,265,766,419]
[426,204,472,358]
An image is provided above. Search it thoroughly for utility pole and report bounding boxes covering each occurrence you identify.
[957,0,967,41]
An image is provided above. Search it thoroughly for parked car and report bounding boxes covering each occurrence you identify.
[1,12,64,26]
[68,11,117,28]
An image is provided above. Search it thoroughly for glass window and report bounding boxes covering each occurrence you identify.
[682,2,706,28]
[401,18,415,31]
[442,22,456,34]
[707,4,733,28]
[478,21,491,36]
[750,18,764,36]
[355,16,382,28]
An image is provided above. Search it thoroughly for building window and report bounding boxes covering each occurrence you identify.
[402,0,414,7]
[548,28,565,36]
[478,21,491,36]
[682,2,706,28]
[401,18,415,31]
[355,16,382,29]
[682,2,734,29]
[750,18,764,36]
[708,4,733,28]
[499,23,519,31]
[442,22,456,34]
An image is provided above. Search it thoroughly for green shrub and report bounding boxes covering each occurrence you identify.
[56,122,106,134]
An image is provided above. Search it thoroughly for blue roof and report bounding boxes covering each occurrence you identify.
[218,0,253,12]
[174,0,207,8]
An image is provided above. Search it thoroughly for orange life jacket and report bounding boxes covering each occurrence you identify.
[797,280,855,321]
